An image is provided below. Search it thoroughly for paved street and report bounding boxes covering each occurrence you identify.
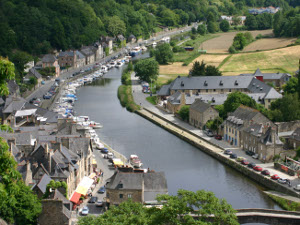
[131,73,300,188]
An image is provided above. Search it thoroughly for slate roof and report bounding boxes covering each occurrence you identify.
[27,68,42,79]
[3,96,26,113]
[48,189,70,205]
[42,54,57,63]
[36,174,52,194]
[68,137,90,157]
[243,123,263,137]
[128,34,136,41]
[228,106,260,122]
[76,50,85,59]
[11,143,23,163]
[23,102,60,123]
[261,127,283,145]
[58,51,75,58]
[0,131,33,145]
[107,172,143,190]
[80,46,97,56]
[117,34,126,41]
[290,127,300,142]
[7,80,19,95]
[240,68,291,81]
[190,99,212,112]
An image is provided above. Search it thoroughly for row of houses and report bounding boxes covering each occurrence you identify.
[248,6,280,14]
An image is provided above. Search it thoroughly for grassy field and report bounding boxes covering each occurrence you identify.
[220,45,300,75]
[201,30,273,53]
[243,37,297,52]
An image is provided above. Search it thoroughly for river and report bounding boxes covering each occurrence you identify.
[73,53,280,217]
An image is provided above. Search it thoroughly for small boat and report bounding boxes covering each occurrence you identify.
[115,60,124,68]
[129,47,141,57]
[130,154,143,168]
[89,121,103,129]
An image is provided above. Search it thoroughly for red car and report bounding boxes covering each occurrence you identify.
[241,159,249,165]
[253,165,263,171]
[261,170,270,176]
[271,174,280,180]
[214,135,222,140]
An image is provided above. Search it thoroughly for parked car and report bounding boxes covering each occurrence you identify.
[41,81,45,85]
[107,152,114,159]
[230,153,237,159]
[101,148,109,154]
[294,184,300,191]
[248,162,256,168]
[261,170,270,176]
[98,186,106,194]
[224,150,232,155]
[214,135,222,140]
[241,159,249,165]
[43,94,51,99]
[81,206,89,215]
[88,196,98,203]
[96,200,103,207]
[206,130,214,137]
[271,174,280,180]
[253,165,263,171]
[278,178,289,184]
[246,150,255,156]
[252,154,259,159]
[236,157,245,162]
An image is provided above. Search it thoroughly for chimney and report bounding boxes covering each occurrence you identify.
[180,91,186,105]
[189,90,192,96]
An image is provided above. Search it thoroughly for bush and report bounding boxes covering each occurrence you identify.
[190,34,197,40]
[228,46,237,53]
[256,34,263,39]
[173,46,185,53]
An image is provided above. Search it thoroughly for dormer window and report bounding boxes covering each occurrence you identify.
[260,87,263,91]
[204,81,208,86]
[212,97,215,103]
[234,80,238,86]
[181,81,184,87]
[219,81,223,86]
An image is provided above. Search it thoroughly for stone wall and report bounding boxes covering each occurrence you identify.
[38,200,70,225]
[107,189,143,205]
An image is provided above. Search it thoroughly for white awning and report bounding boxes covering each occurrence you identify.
[75,176,94,195]
[15,109,37,117]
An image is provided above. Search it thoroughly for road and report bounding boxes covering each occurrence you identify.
[131,72,299,188]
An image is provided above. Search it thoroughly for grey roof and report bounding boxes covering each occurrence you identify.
[168,91,181,105]
[76,50,85,59]
[0,131,33,145]
[117,34,125,41]
[49,189,70,205]
[23,102,60,123]
[157,83,172,96]
[243,123,263,137]
[290,127,300,142]
[264,88,282,99]
[11,144,23,163]
[27,68,42,79]
[107,172,143,190]
[80,46,97,56]
[58,51,75,58]
[3,96,26,113]
[226,106,261,128]
[261,127,283,145]
[144,172,168,192]
[190,99,213,112]
[7,80,19,95]
[42,54,57,63]
[240,68,291,80]
[36,174,52,194]
[68,137,90,157]
[128,34,136,40]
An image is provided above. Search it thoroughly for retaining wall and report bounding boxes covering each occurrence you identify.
[136,109,300,198]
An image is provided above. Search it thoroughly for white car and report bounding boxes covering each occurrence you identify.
[81,206,89,215]
[294,184,300,191]
[96,200,103,207]
[252,154,259,159]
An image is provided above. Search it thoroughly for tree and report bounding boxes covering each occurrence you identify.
[223,92,257,116]
[232,16,242,26]
[191,27,197,34]
[207,21,218,33]
[283,76,298,94]
[189,60,206,76]
[0,137,42,224]
[107,16,126,37]
[232,33,247,50]
[0,57,15,96]
[205,65,222,76]
[245,15,258,30]
[197,24,206,35]
[78,189,238,225]
[178,105,190,121]
[220,20,230,32]
[10,50,33,81]
[134,58,159,83]
[29,76,38,87]
[154,43,174,65]
[206,117,223,133]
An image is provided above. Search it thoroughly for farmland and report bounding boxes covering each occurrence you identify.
[219,45,300,75]
[242,37,297,52]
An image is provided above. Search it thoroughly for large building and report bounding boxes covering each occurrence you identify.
[158,76,282,112]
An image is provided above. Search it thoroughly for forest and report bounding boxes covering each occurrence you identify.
[0,0,299,58]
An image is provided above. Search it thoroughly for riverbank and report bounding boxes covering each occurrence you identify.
[135,107,300,198]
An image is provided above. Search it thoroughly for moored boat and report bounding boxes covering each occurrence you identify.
[130,154,143,168]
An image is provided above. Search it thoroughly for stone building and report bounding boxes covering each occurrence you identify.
[157,76,282,109]
[57,50,77,68]
[80,46,97,65]
[240,68,291,87]
[287,128,300,150]
[41,54,60,77]
[24,68,43,87]
[189,99,219,129]
[127,34,136,44]
[106,171,168,206]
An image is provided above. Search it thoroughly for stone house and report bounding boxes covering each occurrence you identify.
[157,76,282,109]
[101,36,113,55]
[223,105,274,147]
[287,128,300,150]
[128,34,136,44]
[189,99,219,129]
[240,68,291,87]
[32,173,52,198]
[7,80,20,97]
[57,50,77,68]
[220,16,246,25]
[93,42,104,60]
[24,68,43,87]
[80,46,97,65]
[41,54,60,77]
[241,124,283,162]
[106,171,168,206]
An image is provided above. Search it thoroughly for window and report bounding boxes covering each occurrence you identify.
[128,194,132,198]
[119,194,123,199]
[213,89,216,92]
[206,89,208,93]
[229,89,231,92]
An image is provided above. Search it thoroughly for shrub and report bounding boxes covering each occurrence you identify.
[228,46,237,53]
[173,46,185,53]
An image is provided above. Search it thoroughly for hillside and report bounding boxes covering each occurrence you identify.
[0,0,295,57]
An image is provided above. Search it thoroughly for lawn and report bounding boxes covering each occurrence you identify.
[219,45,300,75]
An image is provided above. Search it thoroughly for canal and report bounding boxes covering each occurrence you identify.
[73,54,280,214]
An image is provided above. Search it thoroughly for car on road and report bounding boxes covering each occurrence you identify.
[224,150,232,155]
[241,159,249,165]
[278,178,289,184]
[214,135,222,140]
[81,206,89,216]
[88,196,98,203]
[96,200,103,207]
[252,154,259,159]
[248,162,256,168]
[294,184,300,191]
[98,186,106,194]
[261,170,270,176]
[253,165,263,171]
[205,130,214,137]
[41,81,45,85]
[246,151,255,156]
[271,174,280,180]
[43,94,51,99]
[101,148,109,154]
[236,157,245,162]
[230,153,237,159]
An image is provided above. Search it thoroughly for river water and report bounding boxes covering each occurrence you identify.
[73,54,280,214]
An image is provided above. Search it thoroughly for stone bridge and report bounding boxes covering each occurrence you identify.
[190,208,300,225]
[236,208,300,225]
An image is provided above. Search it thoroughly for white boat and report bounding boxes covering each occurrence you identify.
[101,65,108,73]
[116,60,124,68]
[89,121,102,129]
[109,61,116,68]
[141,46,147,51]
[130,154,143,168]
[152,42,157,48]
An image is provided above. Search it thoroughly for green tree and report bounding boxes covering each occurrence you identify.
[10,50,33,81]
[0,137,41,224]
[205,65,222,76]
[107,16,126,37]
[220,20,230,32]
[206,117,223,133]
[134,58,159,83]
[197,24,206,35]
[283,76,298,94]
[207,21,218,33]
[29,77,38,87]
[0,57,15,96]
[223,92,257,116]
[189,60,206,76]
[191,27,197,34]
[154,43,174,65]
[178,105,190,121]
[232,33,247,50]
[245,15,258,30]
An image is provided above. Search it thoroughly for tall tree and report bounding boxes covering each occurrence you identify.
[189,60,206,76]
[154,43,174,65]
[0,57,15,96]
[107,16,126,37]
[220,20,230,32]
[223,92,257,116]
[134,58,159,83]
